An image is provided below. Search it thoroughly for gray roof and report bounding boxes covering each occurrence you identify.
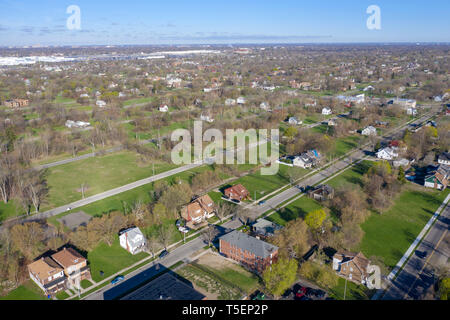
[121,272,205,300]
[220,230,278,258]
[439,152,450,162]
[252,218,282,236]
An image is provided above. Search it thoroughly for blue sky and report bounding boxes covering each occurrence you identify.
[0,0,449,46]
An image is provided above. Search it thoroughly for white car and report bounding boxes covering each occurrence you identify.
[178,226,189,234]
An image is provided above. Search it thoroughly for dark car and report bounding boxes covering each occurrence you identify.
[159,250,169,259]
[258,200,266,205]
[308,288,326,299]
[416,250,428,259]
[111,275,124,285]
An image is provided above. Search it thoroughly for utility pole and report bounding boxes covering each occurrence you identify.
[344,277,348,301]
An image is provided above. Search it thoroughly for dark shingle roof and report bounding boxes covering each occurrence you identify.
[220,230,278,258]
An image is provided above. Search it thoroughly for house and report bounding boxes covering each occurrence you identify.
[393,158,411,168]
[225,98,236,106]
[219,230,278,274]
[260,102,270,111]
[327,119,337,126]
[389,98,417,109]
[251,218,282,239]
[288,117,301,125]
[159,104,169,112]
[361,126,377,136]
[181,194,216,225]
[224,184,250,202]
[51,247,91,287]
[4,99,29,108]
[363,85,375,92]
[438,152,450,166]
[237,97,246,105]
[65,120,90,129]
[376,147,399,160]
[407,107,418,116]
[200,113,214,123]
[308,184,335,201]
[96,100,106,108]
[293,154,313,169]
[322,107,332,115]
[333,252,371,286]
[28,257,66,296]
[119,227,147,255]
[424,165,449,190]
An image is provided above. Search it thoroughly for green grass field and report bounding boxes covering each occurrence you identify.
[45,151,179,209]
[329,277,374,300]
[0,280,46,300]
[88,235,148,282]
[0,200,22,222]
[123,97,153,106]
[359,187,450,269]
[267,196,323,226]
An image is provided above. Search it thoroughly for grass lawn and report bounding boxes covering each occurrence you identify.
[200,264,260,294]
[326,160,373,190]
[358,187,450,269]
[44,151,179,209]
[267,196,323,226]
[80,279,93,289]
[0,280,46,300]
[88,235,148,282]
[329,277,374,300]
[55,291,70,300]
[0,200,22,222]
[123,97,153,106]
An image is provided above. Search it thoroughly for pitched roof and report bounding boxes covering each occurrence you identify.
[334,251,370,274]
[225,184,249,196]
[196,194,215,214]
[220,230,278,259]
[28,257,63,281]
[51,247,86,268]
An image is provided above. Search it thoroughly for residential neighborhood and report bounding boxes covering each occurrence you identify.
[0,1,449,310]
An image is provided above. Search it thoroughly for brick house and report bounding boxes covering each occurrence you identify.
[219,230,278,274]
[51,247,91,287]
[332,251,370,285]
[28,257,66,296]
[223,184,250,202]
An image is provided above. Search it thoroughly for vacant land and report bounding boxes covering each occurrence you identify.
[0,280,46,300]
[267,196,323,226]
[329,277,374,300]
[45,151,179,208]
[177,252,259,300]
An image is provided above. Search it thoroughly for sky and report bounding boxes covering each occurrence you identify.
[0,0,449,46]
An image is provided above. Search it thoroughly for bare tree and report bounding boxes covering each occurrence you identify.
[158,224,174,251]
[201,225,218,248]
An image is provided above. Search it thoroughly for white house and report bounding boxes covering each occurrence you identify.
[376,147,399,160]
[225,98,236,106]
[363,85,375,92]
[159,105,169,112]
[96,100,106,108]
[407,107,417,116]
[293,155,313,169]
[288,117,302,125]
[361,126,377,136]
[237,97,246,105]
[119,227,147,255]
[79,93,89,98]
[65,120,90,129]
[322,107,332,115]
[260,102,270,111]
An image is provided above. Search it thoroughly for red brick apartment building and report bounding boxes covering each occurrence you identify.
[219,230,278,274]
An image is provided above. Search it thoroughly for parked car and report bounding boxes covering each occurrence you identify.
[308,288,326,299]
[252,291,266,300]
[415,250,428,259]
[111,275,124,285]
[159,250,169,259]
[295,286,308,299]
[176,219,182,227]
[258,200,266,205]
[178,226,189,233]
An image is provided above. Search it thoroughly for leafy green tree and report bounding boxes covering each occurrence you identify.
[262,258,298,298]
[439,278,450,300]
[397,166,407,184]
[305,209,327,232]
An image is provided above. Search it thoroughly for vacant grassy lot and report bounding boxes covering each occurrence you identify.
[0,280,46,300]
[88,235,148,283]
[359,187,450,269]
[45,151,179,208]
[267,196,323,226]
[0,200,22,222]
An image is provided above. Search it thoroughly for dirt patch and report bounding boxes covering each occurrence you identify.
[195,252,242,273]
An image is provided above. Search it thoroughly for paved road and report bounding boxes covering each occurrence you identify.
[250,108,438,219]
[84,218,242,300]
[382,203,450,300]
[21,140,268,224]
[80,108,438,300]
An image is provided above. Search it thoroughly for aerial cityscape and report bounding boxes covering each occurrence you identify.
[0,0,449,313]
